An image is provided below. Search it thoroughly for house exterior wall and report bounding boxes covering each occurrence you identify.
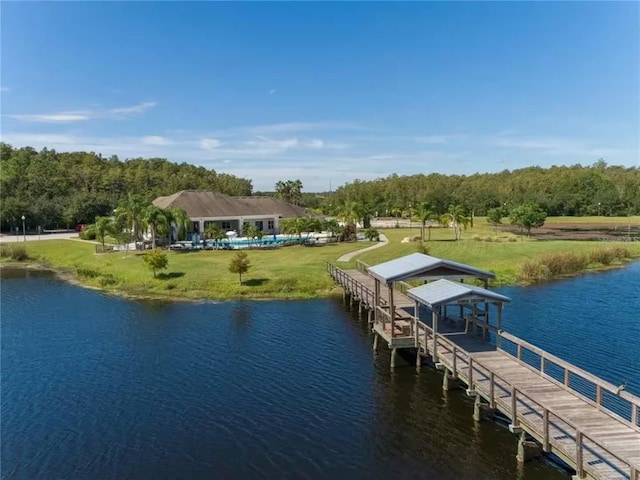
[184,215,280,239]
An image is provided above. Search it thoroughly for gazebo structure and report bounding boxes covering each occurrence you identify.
[366,253,502,366]
[407,279,511,363]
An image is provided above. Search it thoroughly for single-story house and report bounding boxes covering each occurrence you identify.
[153,190,314,239]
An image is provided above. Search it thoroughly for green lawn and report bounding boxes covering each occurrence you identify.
[348,227,640,286]
[17,240,374,300]
[4,217,640,300]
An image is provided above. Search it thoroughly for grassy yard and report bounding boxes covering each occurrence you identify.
[348,227,640,286]
[3,217,639,300]
[14,240,374,300]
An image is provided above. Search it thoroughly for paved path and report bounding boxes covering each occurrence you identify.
[0,232,80,243]
[336,233,388,262]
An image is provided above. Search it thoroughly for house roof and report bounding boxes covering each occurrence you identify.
[407,279,511,308]
[153,190,313,218]
[367,253,495,283]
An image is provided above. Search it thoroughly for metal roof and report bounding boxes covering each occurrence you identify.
[367,253,495,283]
[407,279,511,308]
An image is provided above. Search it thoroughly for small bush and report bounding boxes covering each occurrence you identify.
[416,242,430,255]
[506,235,518,242]
[364,227,380,242]
[79,225,97,240]
[472,235,482,241]
[8,244,29,261]
[517,259,550,283]
[165,283,176,291]
[589,248,615,266]
[609,245,631,260]
[483,236,496,242]
[76,268,100,278]
[540,252,587,277]
[99,275,118,287]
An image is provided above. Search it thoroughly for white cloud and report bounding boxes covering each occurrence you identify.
[10,112,91,123]
[269,89,277,95]
[141,135,172,146]
[110,101,156,116]
[487,134,630,157]
[200,138,223,150]
[8,101,156,123]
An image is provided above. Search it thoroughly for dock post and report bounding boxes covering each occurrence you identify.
[342,290,347,303]
[390,348,397,369]
[516,430,540,466]
[473,394,482,422]
[367,309,373,325]
[358,300,363,316]
[373,333,378,352]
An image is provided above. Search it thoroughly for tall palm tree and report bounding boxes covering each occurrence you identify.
[442,204,471,241]
[116,194,147,249]
[143,205,169,249]
[94,216,114,250]
[414,202,437,242]
[337,201,359,226]
[169,207,189,242]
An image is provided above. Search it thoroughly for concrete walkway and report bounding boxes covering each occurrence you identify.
[0,232,80,243]
[336,233,388,262]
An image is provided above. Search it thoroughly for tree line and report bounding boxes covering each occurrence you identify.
[0,144,252,231]
[320,160,640,218]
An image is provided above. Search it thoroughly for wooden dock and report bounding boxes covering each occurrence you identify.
[327,261,640,480]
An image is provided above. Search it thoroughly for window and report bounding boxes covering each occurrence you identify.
[221,221,231,230]
[255,221,263,231]
[267,220,274,230]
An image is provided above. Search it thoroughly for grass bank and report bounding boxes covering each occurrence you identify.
[3,240,374,301]
[349,227,640,286]
[2,219,639,300]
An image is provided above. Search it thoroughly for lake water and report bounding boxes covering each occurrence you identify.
[1,264,638,480]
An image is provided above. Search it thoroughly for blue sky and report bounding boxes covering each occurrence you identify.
[1,2,638,191]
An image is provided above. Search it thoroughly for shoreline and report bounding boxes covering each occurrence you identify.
[1,257,637,303]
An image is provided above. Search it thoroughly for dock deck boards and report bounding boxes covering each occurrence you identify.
[328,264,640,480]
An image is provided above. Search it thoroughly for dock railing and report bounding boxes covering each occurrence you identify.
[355,259,369,273]
[467,354,640,480]
[497,330,640,431]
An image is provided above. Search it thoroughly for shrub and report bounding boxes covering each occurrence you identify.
[506,235,518,242]
[539,252,587,277]
[483,236,496,242]
[472,235,482,241]
[416,242,430,255]
[609,245,631,260]
[589,248,615,266]
[229,251,251,285]
[99,275,118,287]
[76,268,100,278]
[79,224,97,240]
[8,244,29,261]
[517,259,550,283]
[364,227,380,242]
[143,249,169,278]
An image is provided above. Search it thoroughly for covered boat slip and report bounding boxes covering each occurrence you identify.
[326,254,640,480]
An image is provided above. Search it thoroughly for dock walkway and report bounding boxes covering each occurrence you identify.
[327,262,640,480]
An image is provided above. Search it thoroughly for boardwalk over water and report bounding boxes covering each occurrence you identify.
[328,261,640,480]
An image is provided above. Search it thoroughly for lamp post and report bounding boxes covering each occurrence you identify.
[21,215,26,242]
[598,202,601,217]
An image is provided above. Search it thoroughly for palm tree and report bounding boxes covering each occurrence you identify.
[169,207,189,242]
[322,218,340,242]
[414,202,437,242]
[281,217,305,243]
[143,205,169,249]
[442,204,471,241]
[94,216,114,250]
[337,201,359,226]
[116,194,147,249]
